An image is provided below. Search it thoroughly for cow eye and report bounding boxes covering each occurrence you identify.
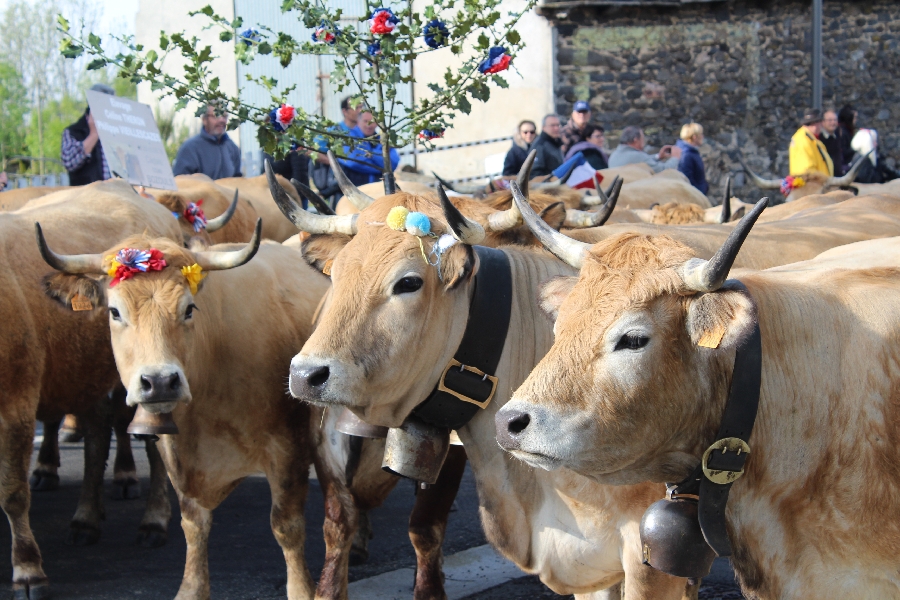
[109,307,121,321]
[393,276,423,295]
[614,333,649,351]
[185,304,198,320]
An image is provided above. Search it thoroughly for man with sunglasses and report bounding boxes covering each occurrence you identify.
[503,120,537,176]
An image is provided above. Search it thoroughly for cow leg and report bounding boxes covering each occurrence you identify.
[620,540,691,600]
[350,509,373,565]
[315,472,358,600]
[267,454,315,599]
[174,492,213,600]
[111,390,141,500]
[408,445,468,600]
[136,438,171,548]
[575,584,622,600]
[29,419,60,492]
[66,396,113,546]
[0,412,50,600]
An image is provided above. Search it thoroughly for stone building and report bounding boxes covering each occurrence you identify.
[540,0,900,201]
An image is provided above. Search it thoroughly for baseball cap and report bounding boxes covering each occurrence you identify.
[89,83,116,96]
[801,108,823,125]
[573,100,591,113]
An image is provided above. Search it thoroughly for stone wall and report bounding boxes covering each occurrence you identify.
[543,0,900,203]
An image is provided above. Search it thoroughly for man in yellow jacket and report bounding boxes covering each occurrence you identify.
[789,109,834,176]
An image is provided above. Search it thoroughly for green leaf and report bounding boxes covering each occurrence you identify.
[258,41,272,54]
[457,95,471,114]
[87,58,106,70]
[57,15,69,32]
[506,30,520,45]
[60,42,84,59]
[88,33,102,48]
[199,5,214,16]
[492,75,508,88]
[477,33,489,50]
[146,49,158,64]
[160,33,169,49]
[219,30,233,42]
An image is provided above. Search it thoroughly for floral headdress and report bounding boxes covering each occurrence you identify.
[780,175,805,196]
[183,200,207,232]
[105,248,207,294]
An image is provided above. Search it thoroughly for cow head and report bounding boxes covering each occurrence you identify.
[152,187,240,245]
[494,186,767,485]
[741,151,871,201]
[35,220,261,413]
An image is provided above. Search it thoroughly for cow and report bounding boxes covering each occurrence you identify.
[0,187,67,212]
[741,152,868,201]
[273,162,698,599]
[35,222,335,599]
[149,176,258,244]
[0,180,184,599]
[216,173,303,241]
[497,191,900,599]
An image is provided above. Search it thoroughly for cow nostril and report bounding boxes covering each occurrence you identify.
[306,366,330,388]
[167,374,180,390]
[140,376,152,393]
[508,413,531,435]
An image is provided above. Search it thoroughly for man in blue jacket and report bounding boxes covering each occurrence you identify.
[675,123,708,194]
[339,110,399,186]
[173,104,242,179]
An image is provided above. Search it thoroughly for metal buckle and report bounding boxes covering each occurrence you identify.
[701,437,751,485]
[437,358,498,410]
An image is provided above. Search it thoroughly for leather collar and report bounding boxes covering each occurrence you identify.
[670,283,762,557]
[413,246,513,430]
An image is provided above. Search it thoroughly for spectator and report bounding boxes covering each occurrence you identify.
[608,126,680,172]
[502,120,536,176]
[851,127,879,183]
[532,114,564,177]
[173,104,242,179]
[819,110,843,176]
[61,83,115,186]
[676,123,708,194]
[837,105,857,172]
[313,96,362,199]
[565,124,608,170]
[789,109,832,177]
[560,100,592,155]
[338,110,399,186]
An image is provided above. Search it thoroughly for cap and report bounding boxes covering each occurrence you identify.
[573,100,591,113]
[801,108,823,126]
[90,83,116,96]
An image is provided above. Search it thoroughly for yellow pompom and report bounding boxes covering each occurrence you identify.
[387,206,410,231]
[793,177,805,188]
[105,258,121,277]
[181,263,207,295]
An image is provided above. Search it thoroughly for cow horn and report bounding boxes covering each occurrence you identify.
[328,150,375,210]
[292,179,335,215]
[194,218,262,271]
[719,176,732,224]
[582,175,621,206]
[738,157,781,189]
[438,184,485,245]
[680,198,768,292]
[432,172,457,193]
[563,176,622,228]
[827,149,873,187]
[34,223,105,274]
[204,190,239,232]
[267,161,358,235]
[512,182,590,269]
[483,150,538,231]
[517,149,537,197]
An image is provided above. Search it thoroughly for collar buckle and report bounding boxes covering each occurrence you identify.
[701,437,751,485]
[437,358,498,410]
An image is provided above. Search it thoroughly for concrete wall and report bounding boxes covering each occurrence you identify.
[544,0,900,202]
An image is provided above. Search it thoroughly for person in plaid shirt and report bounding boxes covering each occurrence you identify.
[61,83,113,185]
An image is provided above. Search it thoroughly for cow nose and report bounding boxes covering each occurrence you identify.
[290,363,331,400]
[139,373,181,401]
[494,409,531,450]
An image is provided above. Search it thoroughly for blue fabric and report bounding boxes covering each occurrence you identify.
[173,130,242,179]
[552,152,585,179]
[676,139,709,194]
[314,121,353,153]
[338,126,400,186]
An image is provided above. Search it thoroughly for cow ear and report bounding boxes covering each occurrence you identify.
[301,233,351,277]
[154,191,187,215]
[441,243,475,291]
[539,201,566,231]
[539,276,578,322]
[686,286,757,351]
[42,273,107,311]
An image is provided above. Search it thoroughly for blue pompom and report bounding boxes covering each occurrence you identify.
[405,212,431,237]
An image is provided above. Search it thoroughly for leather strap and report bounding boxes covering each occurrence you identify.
[671,283,761,557]
[413,246,513,430]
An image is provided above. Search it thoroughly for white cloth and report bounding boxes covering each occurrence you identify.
[851,128,878,165]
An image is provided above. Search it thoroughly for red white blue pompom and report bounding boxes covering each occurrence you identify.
[418,128,444,141]
[477,47,511,75]
[312,21,338,44]
[183,200,207,232]
[269,104,296,132]
[369,8,399,35]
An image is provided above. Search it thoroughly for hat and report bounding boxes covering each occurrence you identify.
[573,100,591,113]
[90,83,116,96]
[801,108,823,126]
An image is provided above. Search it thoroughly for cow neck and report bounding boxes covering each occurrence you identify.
[412,245,513,430]
[669,282,762,558]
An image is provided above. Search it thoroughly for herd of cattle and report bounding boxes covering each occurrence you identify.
[2,148,900,600]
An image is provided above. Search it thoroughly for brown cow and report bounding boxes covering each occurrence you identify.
[217,173,306,241]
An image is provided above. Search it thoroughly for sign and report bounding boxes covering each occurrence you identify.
[87,91,177,190]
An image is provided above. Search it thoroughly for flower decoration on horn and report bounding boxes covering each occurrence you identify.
[106,248,167,287]
[181,264,207,295]
[183,200,207,232]
[311,21,338,44]
[478,47,511,75]
[423,19,449,49]
[780,175,805,196]
[240,29,261,47]
[369,8,399,35]
[269,104,296,133]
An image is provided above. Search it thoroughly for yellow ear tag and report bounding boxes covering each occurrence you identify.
[322,259,333,276]
[181,263,206,295]
[71,294,93,312]
[697,326,726,349]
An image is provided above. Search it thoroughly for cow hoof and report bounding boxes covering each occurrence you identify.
[65,522,100,546]
[112,478,141,500]
[29,471,60,492]
[137,524,168,548]
[349,546,369,566]
[12,580,50,600]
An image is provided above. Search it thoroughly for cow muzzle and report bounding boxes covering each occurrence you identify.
[289,355,340,404]
[128,367,190,413]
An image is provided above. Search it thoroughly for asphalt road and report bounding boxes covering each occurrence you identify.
[0,430,745,599]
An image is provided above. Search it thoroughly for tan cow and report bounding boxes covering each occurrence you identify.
[0,187,66,212]
[36,225,332,600]
[498,196,900,599]
[741,153,868,201]
[1,180,183,599]
[216,173,302,241]
[276,164,697,599]
[150,176,258,244]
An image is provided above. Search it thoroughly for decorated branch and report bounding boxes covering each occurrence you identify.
[57,0,537,190]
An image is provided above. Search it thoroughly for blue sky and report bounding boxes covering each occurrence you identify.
[0,0,139,36]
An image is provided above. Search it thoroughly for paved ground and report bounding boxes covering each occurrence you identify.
[0,429,745,599]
